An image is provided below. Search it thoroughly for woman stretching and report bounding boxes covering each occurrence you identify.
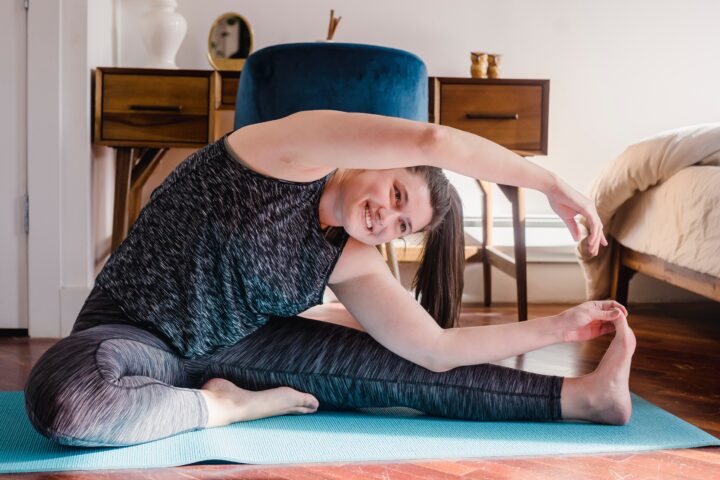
[25,110,635,447]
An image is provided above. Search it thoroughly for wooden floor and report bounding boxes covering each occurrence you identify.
[1,302,719,479]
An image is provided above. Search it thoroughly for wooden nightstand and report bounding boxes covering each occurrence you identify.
[430,77,550,321]
[93,67,221,250]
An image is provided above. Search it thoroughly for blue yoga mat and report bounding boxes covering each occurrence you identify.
[1,391,718,473]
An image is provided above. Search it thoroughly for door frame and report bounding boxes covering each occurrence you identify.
[27,0,94,337]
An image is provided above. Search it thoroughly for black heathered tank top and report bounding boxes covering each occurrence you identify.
[95,136,349,358]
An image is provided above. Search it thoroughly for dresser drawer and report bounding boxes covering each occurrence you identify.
[94,68,217,148]
[433,78,549,156]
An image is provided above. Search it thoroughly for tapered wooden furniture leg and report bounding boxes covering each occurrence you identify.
[499,184,528,321]
[610,241,634,304]
[477,180,493,307]
[385,242,401,282]
[376,244,401,282]
[128,148,166,227]
[111,148,133,252]
[512,187,528,321]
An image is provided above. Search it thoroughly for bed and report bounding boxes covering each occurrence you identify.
[577,124,720,303]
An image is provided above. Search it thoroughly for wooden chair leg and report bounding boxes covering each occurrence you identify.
[510,187,528,321]
[477,180,493,307]
[111,148,134,252]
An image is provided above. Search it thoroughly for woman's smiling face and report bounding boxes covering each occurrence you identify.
[336,168,434,246]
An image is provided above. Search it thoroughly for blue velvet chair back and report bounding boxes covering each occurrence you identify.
[234,42,428,129]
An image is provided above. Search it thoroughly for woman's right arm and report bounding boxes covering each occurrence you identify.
[329,239,621,372]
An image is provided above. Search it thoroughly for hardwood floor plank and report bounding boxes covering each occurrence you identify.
[534,453,688,480]
[382,462,467,479]
[406,460,480,477]
[666,446,720,464]
[620,450,720,480]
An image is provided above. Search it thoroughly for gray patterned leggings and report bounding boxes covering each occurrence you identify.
[24,289,564,448]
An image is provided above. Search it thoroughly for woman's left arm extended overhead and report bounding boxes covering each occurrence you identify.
[242,110,606,254]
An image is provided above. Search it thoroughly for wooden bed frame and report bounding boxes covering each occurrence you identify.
[610,240,720,304]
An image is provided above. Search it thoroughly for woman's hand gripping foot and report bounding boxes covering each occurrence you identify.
[561,312,636,425]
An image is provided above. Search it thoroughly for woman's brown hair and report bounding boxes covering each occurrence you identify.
[408,166,465,329]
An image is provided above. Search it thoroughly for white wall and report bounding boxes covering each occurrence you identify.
[118,0,720,218]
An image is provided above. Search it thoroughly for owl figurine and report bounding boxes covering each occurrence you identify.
[470,52,489,78]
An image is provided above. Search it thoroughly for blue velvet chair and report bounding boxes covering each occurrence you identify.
[234,42,429,279]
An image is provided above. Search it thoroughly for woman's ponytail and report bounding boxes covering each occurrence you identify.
[411,184,465,329]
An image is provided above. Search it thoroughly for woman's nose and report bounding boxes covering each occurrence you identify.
[377,207,399,229]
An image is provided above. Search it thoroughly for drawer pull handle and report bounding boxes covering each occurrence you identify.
[466,113,519,120]
[129,104,183,112]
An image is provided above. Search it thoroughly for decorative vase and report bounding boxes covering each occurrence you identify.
[139,0,187,69]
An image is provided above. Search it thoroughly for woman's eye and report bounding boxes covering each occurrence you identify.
[400,221,407,233]
[394,187,401,203]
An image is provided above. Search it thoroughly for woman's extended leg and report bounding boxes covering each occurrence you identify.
[199,314,635,427]
[200,316,567,423]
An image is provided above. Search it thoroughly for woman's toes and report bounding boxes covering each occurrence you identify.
[303,393,320,410]
[241,387,319,420]
[288,405,318,415]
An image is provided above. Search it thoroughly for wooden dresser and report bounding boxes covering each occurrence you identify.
[93,69,549,321]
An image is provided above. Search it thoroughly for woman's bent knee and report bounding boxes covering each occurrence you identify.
[24,326,208,447]
[23,331,110,446]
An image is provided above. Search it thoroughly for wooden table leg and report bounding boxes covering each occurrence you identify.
[110,148,168,253]
[499,184,528,322]
[111,148,133,252]
[128,148,165,227]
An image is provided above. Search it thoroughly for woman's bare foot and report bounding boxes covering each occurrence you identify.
[561,314,636,425]
[199,378,319,428]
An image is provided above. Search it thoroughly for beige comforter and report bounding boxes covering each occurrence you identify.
[577,124,720,299]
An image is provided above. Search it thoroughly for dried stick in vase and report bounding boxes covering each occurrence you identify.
[326,9,341,40]
[331,16,342,40]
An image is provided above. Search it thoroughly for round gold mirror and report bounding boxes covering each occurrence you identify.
[207,13,254,71]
